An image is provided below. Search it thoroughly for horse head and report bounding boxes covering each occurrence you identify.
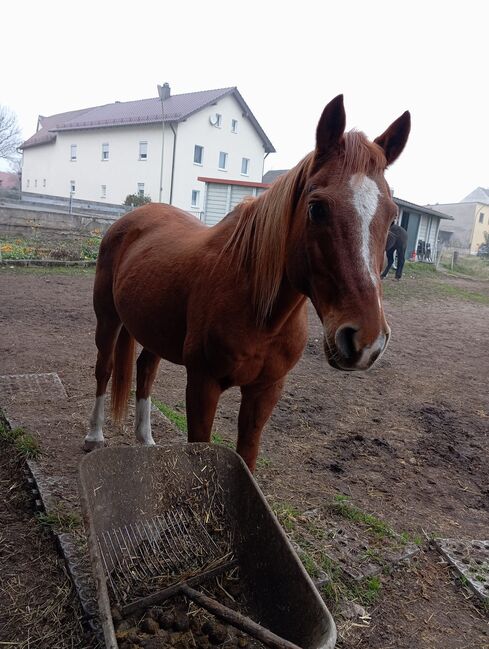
[288,95,410,371]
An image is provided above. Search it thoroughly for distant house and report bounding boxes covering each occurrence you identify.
[20,85,275,217]
[0,171,20,190]
[427,188,489,254]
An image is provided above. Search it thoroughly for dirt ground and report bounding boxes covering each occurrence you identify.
[1,263,488,648]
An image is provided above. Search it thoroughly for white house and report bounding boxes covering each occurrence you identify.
[20,85,275,218]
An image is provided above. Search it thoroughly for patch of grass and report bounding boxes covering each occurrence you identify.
[269,497,386,610]
[211,432,234,449]
[382,259,489,305]
[37,509,82,533]
[270,501,300,532]
[440,254,489,280]
[332,494,395,539]
[0,264,95,277]
[435,282,489,305]
[319,553,382,607]
[256,456,272,469]
[351,575,382,605]
[153,400,187,433]
[0,418,41,459]
[153,401,237,449]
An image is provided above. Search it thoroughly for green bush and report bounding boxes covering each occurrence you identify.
[123,193,152,207]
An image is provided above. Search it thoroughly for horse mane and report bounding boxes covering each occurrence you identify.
[221,131,386,324]
[220,153,314,324]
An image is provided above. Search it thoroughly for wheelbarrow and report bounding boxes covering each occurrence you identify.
[78,444,336,649]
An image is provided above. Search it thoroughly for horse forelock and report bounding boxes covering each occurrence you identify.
[222,153,314,324]
[340,130,387,180]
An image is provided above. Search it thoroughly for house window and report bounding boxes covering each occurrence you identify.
[194,145,204,165]
[218,152,228,170]
[101,185,107,198]
[34,179,38,188]
[479,212,485,224]
[26,179,30,188]
[191,190,200,208]
[70,180,76,193]
[102,143,109,160]
[139,141,148,160]
[231,119,238,133]
[241,158,250,176]
[215,113,222,128]
[43,179,46,188]
[137,182,145,198]
[70,144,77,161]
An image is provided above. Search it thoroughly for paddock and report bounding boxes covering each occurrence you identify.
[0,264,488,648]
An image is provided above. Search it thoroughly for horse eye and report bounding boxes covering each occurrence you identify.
[308,202,328,224]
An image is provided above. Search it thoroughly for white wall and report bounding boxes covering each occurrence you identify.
[22,123,165,204]
[171,94,265,215]
[21,94,267,211]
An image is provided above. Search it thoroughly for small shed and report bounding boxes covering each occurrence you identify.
[197,177,269,226]
[394,197,453,262]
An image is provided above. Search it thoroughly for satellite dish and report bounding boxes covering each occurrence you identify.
[209,114,219,126]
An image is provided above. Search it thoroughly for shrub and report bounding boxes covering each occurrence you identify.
[123,193,152,207]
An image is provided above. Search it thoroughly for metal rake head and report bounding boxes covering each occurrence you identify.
[98,504,231,604]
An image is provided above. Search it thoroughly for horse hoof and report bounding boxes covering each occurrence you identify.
[83,440,106,452]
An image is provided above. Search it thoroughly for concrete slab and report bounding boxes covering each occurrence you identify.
[0,372,67,400]
[436,537,489,601]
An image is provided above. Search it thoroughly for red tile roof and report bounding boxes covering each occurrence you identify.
[21,87,275,153]
[0,171,20,189]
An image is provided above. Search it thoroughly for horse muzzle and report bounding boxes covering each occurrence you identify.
[324,324,390,371]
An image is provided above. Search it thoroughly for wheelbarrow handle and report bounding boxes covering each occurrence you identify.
[181,583,304,649]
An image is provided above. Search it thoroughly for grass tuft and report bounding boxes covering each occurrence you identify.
[37,509,82,533]
[0,417,41,459]
[153,399,187,433]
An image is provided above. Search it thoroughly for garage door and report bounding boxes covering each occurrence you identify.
[203,184,265,226]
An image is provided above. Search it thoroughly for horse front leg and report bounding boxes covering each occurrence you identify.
[135,348,161,445]
[237,379,284,472]
[185,371,222,443]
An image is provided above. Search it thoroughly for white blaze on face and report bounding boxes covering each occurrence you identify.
[350,174,381,285]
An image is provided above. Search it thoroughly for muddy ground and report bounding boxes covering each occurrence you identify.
[0,263,488,648]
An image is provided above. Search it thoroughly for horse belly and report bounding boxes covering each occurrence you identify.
[113,267,187,365]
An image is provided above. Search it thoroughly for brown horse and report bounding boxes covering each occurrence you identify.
[85,95,410,471]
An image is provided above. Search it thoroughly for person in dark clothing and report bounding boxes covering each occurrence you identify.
[381,223,408,280]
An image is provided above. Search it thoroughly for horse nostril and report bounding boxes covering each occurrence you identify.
[335,325,359,360]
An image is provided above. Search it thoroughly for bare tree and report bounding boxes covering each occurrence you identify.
[0,106,22,162]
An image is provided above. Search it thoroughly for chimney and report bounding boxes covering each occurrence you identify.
[157,83,171,100]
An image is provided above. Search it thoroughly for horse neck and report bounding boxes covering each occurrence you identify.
[214,158,311,326]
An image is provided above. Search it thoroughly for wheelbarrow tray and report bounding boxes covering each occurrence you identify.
[78,444,336,648]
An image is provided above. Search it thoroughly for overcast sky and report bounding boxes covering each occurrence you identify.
[2,1,487,206]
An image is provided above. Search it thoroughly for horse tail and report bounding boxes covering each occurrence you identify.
[111,325,135,424]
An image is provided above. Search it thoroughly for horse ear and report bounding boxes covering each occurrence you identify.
[374,111,411,166]
[315,94,346,159]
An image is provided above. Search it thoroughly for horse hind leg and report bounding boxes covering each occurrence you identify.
[135,348,161,445]
[84,314,121,451]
